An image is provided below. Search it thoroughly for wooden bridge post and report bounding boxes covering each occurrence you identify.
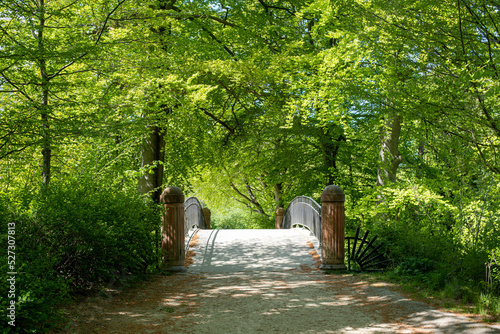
[275,207,285,229]
[320,185,347,270]
[160,186,186,272]
[202,207,211,229]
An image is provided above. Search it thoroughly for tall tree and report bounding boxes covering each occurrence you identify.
[0,0,125,185]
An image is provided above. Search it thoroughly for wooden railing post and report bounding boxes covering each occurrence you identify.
[320,185,347,270]
[275,207,285,229]
[160,186,186,272]
[202,207,211,229]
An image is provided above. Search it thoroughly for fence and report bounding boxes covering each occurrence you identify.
[184,196,206,252]
[281,195,322,242]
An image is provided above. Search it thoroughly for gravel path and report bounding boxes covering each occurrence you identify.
[56,229,500,333]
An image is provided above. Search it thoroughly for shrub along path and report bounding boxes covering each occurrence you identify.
[55,229,500,333]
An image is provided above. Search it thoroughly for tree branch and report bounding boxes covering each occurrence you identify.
[167,13,240,28]
[0,72,34,102]
[258,0,295,16]
[48,0,127,80]
[201,108,235,134]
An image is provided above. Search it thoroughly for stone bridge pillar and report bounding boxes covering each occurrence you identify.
[202,207,211,229]
[275,207,285,229]
[320,185,347,270]
[160,186,186,272]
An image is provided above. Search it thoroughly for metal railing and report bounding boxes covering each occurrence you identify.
[281,195,321,241]
[184,196,206,232]
[184,196,206,252]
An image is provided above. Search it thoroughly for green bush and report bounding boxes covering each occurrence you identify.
[0,193,69,333]
[346,178,500,310]
[396,257,437,276]
[33,181,161,290]
[0,181,161,333]
[393,257,448,290]
[211,206,273,229]
[349,183,457,266]
[487,249,500,295]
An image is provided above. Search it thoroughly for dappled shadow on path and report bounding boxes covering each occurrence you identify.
[188,229,321,273]
[54,228,500,334]
[55,271,500,334]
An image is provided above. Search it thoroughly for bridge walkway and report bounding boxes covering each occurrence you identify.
[187,228,321,273]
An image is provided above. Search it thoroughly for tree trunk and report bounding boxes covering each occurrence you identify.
[39,0,51,186]
[41,110,51,185]
[416,141,425,179]
[319,126,345,186]
[138,126,165,203]
[274,182,284,209]
[376,113,403,186]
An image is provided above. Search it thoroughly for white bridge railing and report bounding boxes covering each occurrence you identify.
[184,197,206,251]
[281,195,321,242]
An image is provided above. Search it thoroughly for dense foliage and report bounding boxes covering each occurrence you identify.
[0,181,160,332]
[1,0,500,331]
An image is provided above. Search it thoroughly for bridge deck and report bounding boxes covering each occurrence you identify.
[187,228,321,273]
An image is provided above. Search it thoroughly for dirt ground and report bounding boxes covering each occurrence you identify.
[52,269,500,334]
[51,229,500,333]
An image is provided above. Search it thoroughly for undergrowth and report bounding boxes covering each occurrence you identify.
[0,180,162,333]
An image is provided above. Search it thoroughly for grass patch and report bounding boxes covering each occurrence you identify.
[159,307,175,313]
